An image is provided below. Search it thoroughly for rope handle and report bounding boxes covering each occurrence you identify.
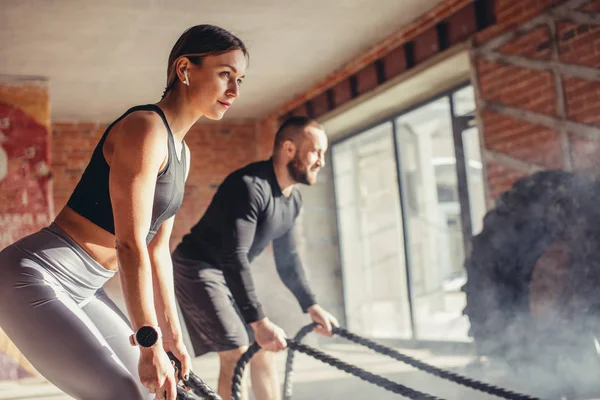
[168,352,222,400]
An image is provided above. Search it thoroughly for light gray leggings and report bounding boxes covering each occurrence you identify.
[0,223,153,400]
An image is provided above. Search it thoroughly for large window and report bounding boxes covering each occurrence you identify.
[332,83,485,343]
[333,122,412,339]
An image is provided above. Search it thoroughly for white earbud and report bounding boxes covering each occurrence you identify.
[183,70,189,86]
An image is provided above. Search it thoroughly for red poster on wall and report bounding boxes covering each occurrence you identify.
[0,101,52,250]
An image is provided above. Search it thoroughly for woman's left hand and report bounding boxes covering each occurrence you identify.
[163,338,193,381]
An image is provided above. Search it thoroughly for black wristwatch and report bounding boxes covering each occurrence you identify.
[129,325,162,348]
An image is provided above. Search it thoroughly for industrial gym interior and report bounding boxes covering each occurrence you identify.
[1,0,600,399]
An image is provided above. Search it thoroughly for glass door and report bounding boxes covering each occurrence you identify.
[331,83,487,343]
[395,97,471,341]
[333,122,413,339]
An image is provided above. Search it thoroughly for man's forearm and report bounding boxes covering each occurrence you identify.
[150,248,183,341]
[221,256,265,323]
[275,254,316,312]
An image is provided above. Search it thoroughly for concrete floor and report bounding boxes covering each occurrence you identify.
[0,343,598,400]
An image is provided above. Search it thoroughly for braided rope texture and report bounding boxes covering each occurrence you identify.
[232,343,262,399]
[279,324,540,400]
[289,340,440,399]
[233,341,437,400]
[330,326,540,400]
[168,352,222,400]
[282,323,316,399]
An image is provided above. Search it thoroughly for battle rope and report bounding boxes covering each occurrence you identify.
[168,352,222,400]
[282,324,540,400]
[231,340,440,400]
[282,322,320,399]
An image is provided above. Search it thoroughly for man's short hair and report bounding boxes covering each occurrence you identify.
[273,116,323,150]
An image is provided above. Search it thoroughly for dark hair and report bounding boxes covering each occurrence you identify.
[273,116,324,150]
[161,24,248,99]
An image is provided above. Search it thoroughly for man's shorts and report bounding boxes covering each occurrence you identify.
[172,247,254,357]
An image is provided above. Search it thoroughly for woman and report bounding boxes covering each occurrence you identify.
[0,24,248,400]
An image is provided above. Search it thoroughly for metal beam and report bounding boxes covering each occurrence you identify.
[478,14,549,53]
[478,52,600,82]
[478,0,593,53]
[548,18,572,170]
[483,100,600,141]
[484,149,545,173]
[469,39,493,209]
[549,9,600,26]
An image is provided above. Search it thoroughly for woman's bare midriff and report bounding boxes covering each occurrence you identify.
[52,110,173,273]
[54,207,120,271]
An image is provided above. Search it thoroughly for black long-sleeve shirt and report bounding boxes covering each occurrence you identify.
[177,159,316,323]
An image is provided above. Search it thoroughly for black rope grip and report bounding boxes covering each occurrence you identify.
[168,352,222,400]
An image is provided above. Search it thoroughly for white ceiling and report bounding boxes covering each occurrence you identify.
[0,0,444,123]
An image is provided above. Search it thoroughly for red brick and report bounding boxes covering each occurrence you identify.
[413,27,439,64]
[486,161,530,199]
[447,3,478,46]
[499,26,551,59]
[570,133,600,177]
[51,122,105,211]
[257,117,278,160]
[558,22,600,68]
[478,60,557,116]
[356,64,378,95]
[383,46,406,80]
[291,103,309,117]
[311,92,330,118]
[475,0,562,45]
[332,80,352,108]
[580,1,600,13]
[564,77,600,128]
[482,111,564,169]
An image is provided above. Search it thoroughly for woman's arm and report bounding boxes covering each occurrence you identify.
[148,141,190,340]
[108,111,177,397]
[147,216,180,341]
[110,112,165,334]
[147,214,192,378]
[147,141,192,378]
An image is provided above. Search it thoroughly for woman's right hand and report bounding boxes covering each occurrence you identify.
[250,318,288,352]
[138,346,178,400]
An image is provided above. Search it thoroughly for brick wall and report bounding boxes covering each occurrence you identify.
[0,76,51,380]
[261,0,600,202]
[52,122,106,211]
[473,0,600,198]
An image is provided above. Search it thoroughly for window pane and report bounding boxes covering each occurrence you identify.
[332,122,412,339]
[463,126,487,235]
[452,85,476,116]
[396,96,471,342]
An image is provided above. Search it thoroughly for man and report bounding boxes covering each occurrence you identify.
[172,116,339,400]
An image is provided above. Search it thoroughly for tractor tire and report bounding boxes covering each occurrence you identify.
[462,170,600,394]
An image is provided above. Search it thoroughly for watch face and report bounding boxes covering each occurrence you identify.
[136,326,159,348]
